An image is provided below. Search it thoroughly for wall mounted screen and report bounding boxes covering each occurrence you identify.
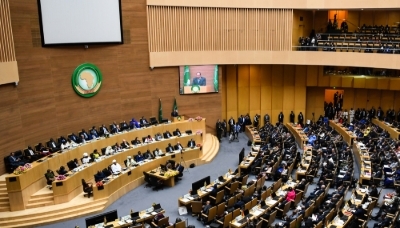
[38,0,123,46]
[179,65,219,94]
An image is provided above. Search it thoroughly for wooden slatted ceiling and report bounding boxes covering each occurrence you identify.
[147,6,293,52]
[0,0,15,62]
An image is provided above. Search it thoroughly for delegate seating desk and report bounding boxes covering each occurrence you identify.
[89,208,166,228]
[295,146,312,180]
[178,171,237,207]
[238,150,259,176]
[372,119,400,140]
[5,120,206,211]
[329,121,357,146]
[245,126,262,144]
[286,123,308,150]
[229,180,297,228]
[352,142,372,185]
[92,147,200,200]
[327,188,368,228]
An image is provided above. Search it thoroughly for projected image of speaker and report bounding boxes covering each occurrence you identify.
[179,65,219,94]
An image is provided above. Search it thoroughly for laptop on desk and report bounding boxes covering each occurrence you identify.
[131,211,140,222]
[338,211,349,221]
[153,203,162,213]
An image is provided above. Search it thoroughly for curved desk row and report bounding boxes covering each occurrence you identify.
[286,123,308,150]
[6,119,206,211]
[372,119,400,140]
[329,120,357,146]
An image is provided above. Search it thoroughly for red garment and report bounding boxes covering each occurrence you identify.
[286,190,296,202]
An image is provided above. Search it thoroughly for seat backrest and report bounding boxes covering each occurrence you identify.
[268,210,277,226]
[242,175,249,186]
[191,201,203,213]
[232,208,240,218]
[206,206,217,222]
[217,202,226,216]
[244,202,251,211]
[175,221,186,228]
[227,196,236,207]
[157,216,169,227]
[256,219,263,228]
[223,213,232,228]
[282,201,291,214]
[251,198,258,208]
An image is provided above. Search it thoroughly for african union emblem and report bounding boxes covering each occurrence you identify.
[71,63,103,98]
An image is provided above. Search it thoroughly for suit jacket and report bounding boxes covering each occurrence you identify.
[187,141,196,148]
[24,148,36,157]
[193,77,206,86]
[174,144,183,151]
[202,204,212,214]
[173,130,181,136]
[69,134,79,142]
[164,132,172,138]
[228,118,235,126]
[121,142,130,149]
[100,126,109,135]
[166,146,174,153]
[140,119,148,125]
[369,188,378,197]
[80,132,90,140]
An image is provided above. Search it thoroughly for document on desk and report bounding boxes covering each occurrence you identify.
[266,199,277,205]
[181,198,190,203]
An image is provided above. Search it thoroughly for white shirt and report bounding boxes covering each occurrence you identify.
[126,158,136,167]
[82,157,91,164]
[27,149,35,156]
[111,163,122,174]
[154,150,164,157]
[61,142,70,150]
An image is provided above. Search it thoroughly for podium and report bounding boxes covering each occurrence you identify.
[172,116,185,122]
[183,85,214,94]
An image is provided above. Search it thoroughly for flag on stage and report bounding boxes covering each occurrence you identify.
[158,99,163,122]
[173,97,178,112]
[213,65,219,92]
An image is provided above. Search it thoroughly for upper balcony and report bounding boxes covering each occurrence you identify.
[146,5,400,69]
[147,0,400,10]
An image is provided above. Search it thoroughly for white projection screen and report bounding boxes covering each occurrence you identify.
[38,0,123,46]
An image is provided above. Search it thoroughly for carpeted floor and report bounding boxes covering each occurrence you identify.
[37,132,387,228]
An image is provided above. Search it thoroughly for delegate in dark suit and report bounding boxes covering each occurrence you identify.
[173,129,181,136]
[187,139,196,148]
[174,143,184,151]
[192,74,206,86]
[164,131,172,139]
[165,144,174,153]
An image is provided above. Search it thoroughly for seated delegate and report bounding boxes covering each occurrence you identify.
[153,148,164,157]
[187,139,196,148]
[110,159,122,175]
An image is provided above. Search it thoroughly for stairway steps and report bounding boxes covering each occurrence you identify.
[0,200,107,227]
[201,135,219,162]
[25,200,54,209]
[27,196,54,204]
[0,197,9,202]
[0,207,10,212]
[30,192,53,199]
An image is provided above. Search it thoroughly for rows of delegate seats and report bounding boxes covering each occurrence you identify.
[178,119,399,228]
[4,117,175,173]
[297,23,400,53]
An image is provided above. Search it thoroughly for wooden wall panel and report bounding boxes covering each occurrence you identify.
[389,79,400,90]
[341,77,353,87]
[317,66,330,87]
[330,76,341,87]
[295,65,306,86]
[380,90,395,110]
[365,78,377,89]
[367,89,381,110]
[377,78,389,90]
[0,0,222,174]
[147,7,293,52]
[354,89,368,109]
[306,66,318,86]
[238,65,250,115]
[226,65,238,120]
[353,77,366,88]
[342,89,355,112]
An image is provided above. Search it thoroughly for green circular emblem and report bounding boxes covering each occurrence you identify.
[71,63,103,98]
[191,85,200,93]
